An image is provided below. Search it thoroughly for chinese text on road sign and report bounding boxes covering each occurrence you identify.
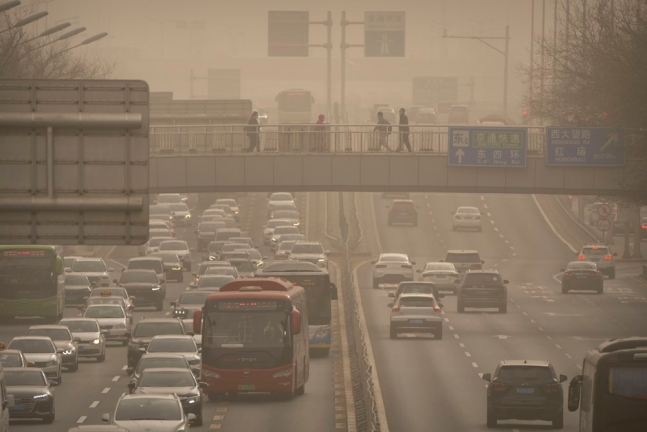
[364,11,405,57]
[546,127,625,166]
[448,127,528,167]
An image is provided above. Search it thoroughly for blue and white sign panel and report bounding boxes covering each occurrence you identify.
[448,127,527,167]
[364,11,405,57]
[546,127,625,166]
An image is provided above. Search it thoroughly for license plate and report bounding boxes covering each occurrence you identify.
[435,275,446,279]
[576,275,588,279]
[237,384,255,391]
[516,387,535,394]
[409,319,423,324]
[11,404,25,411]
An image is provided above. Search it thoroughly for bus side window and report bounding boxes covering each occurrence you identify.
[330,283,338,301]
[568,374,583,412]
[56,257,63,275]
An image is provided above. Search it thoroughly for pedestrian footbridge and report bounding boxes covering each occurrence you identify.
[148,124,632,195]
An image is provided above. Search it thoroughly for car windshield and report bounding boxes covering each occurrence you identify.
[201,222,225,232]
[205,267,238,278]
[497,366,554,382]
[229,260,255,273]
[281,234,305,242]
[159,241,188,251]
[567,262,597,270]
[198,263,230,275]
[424,263,455,271]
[61,320,99,333]
[4,370,46,386]
[274,210,298,219]
[148,237,170,248]
[446,253,481,263]
[136,357,187,374]
[87,297,124,307]
[133,322,184,338]
[457,207,480,214]
[222,244,245,253]
[27,328,70,340]
[270,193,292,202]
[63,257,76,268]
[168,203,188,212]
[464,273,502,284]
[268,220,291,229]
[9,339,54,353]
[275,226,298,235]
[149,205,171,216]
[72,260,106,272]
[222,252,248,261]
[208,242,230,253]
[65,275,90,285]
[380,255,408,262]
[115,398,182,421]
[291,243,323,254]
[139,370,196,387]
[0,353,23,367]
[179,292,210,305]
[198,276,234,288]
[120,271,158,284]
[152,254,180,264]
[278,241,296,252]
[582,247,610,256]
[148,338,196,353]
[85,306,125,319]
[216,199,237,207]
[245,250,262,261]
[128,261,161,271]
[91,288,127,299]
[400,297,435,307]
[400,284,434,295]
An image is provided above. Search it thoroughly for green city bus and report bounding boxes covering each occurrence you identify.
[0,245,65,322]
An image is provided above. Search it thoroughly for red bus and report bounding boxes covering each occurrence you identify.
[193,278,308,400]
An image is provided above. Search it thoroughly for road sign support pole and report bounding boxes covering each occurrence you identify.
[307,13,333,119]
[340,12,364,123]
[189,68,194,100]
[46,126,54,198]
[444,28,511,116]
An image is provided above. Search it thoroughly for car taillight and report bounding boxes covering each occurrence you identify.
[375,264,387,269]
[490,381,508,391]
[578,254,586,260]
[544,382,561,392]
[433,306,442,313]
[562,272,572,278]
[392,301,401,313]
[455,215,462,220]
[401,264,412,269]
[604,254,612,260]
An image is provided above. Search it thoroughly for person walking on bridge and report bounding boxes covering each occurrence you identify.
[396,108,412,152]
[246,111,260,152]
[373,111,392,152]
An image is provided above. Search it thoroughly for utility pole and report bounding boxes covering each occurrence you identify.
[444,27,511,116]
[340,11,364,123]
[307,12,333,117]
[530,0,535,100]
[540,0,546,94]
[553,0,558,79]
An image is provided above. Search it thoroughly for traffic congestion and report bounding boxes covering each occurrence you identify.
[0,190,645,432]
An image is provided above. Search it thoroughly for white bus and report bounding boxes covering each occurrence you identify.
[276,89,314,124]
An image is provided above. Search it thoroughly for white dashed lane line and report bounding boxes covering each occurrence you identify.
[89,401,100,408]
[112,376,120,382]
[464,352,472,357]
[471,362,479,368]
[454,334,460,339]
[121,365,128,371]
[565,353,573,359]
[102,388,110,394]
[555,344,562,349]
[77,416,87,424]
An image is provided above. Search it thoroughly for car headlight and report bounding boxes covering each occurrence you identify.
[172,267,181,271]
[33,393,50,399]
[318,258,326,262]
[62,349,75,355]
[272,368,293,378]
[152,286,161,291]
[185,395,200,404]
[202,369,220,378]
[188,358,200,365]
[208,256,216,261]
[45,360,57,366]
[92,338,101,345]
[184,214,191,219]
[114,323,126,329]
[271,238,276,242]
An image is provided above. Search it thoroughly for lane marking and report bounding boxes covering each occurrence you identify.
[89,401,100,408]
[472,362,479,368]
[121,365,128,371]
[530,319,536,324]
[576,364,582,370]
[454,334,460,339]
[522,311,528,316]
[102,388,110,394]
[546,335,553,340]
[459,343,465,348]
[490,220,495,224]
[77,416,87,424]
[483,203,488,209]
[464,352,472,357]
[112,376,120,382]
[565,353,573,359]
[444,318,450,322]
[531,194,577,253]
[494,227,499,232]
[480,196,485,201]
[448,326,455,330]
[555,344,562,349]
[537,327,544,332]
[487,212,492,217]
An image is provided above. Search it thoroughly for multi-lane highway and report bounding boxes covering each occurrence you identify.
[355,192,647,431]
[2,191,645,431]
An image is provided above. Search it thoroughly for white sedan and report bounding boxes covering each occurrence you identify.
[417,262,461,294]
[372,253,415,288]
[452,206,482,231]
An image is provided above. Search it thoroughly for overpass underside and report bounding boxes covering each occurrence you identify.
[149,153,628,195]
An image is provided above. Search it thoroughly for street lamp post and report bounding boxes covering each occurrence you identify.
[24,21,70,44]
[23,26,86,53]
[0,0,20,13]
[59,32,107,54]
[0,10,48,35]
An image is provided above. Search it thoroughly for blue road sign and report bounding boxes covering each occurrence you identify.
[448,127,528,167]
[545,127,625,166]
[365,31,405,57]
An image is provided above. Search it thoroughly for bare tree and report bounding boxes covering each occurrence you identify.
[524,0,647,205]
[0,8,113,80]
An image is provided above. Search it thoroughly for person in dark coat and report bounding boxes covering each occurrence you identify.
[246,111,260,152]
[397,108,412,152]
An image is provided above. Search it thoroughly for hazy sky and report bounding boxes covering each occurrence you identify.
[25,0,551,117]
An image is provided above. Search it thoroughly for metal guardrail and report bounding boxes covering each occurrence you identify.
[150,124,547,155]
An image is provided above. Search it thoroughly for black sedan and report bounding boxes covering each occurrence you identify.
[151,252,184,282]
[561,261,603,294]
[5,367,56,423]
[64,274,95,306]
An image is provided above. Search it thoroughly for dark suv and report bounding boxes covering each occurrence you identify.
[482,360,567,429]
[126,318,189,368]
[457,270,508,313]
[387,199,418,226]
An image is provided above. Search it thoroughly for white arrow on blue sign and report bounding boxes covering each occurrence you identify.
[545,127,625,166]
